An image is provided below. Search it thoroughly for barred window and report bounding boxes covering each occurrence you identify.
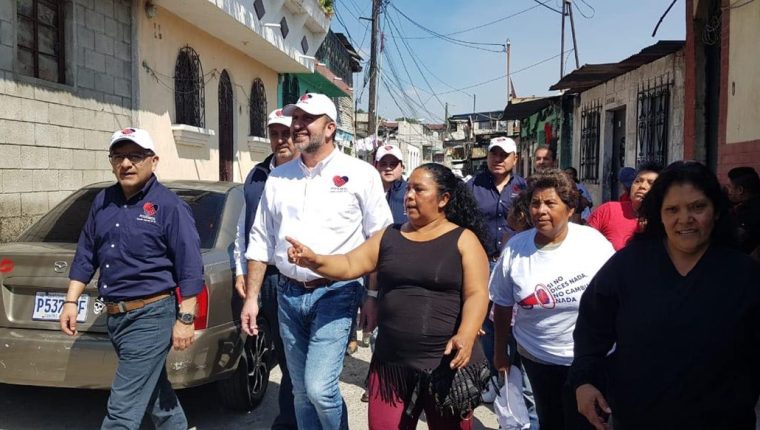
[17,0,66,83]
[174,46,205,128]
[636,79,671,166]
[580,102,601,182]
[282,74,300,106]
[250,78,267,138]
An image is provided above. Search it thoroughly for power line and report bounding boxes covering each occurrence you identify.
[574,0,596,19]
[393,4,542,40]
[385,9,447,110]
[532,0,563,14]
[436,50,573,96]
[389,4,506,53]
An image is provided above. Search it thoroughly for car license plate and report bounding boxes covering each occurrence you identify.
[32,292,88,322]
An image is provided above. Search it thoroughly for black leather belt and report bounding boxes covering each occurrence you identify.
[284,276,331,288]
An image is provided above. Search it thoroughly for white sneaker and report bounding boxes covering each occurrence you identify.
[480,376,499,403]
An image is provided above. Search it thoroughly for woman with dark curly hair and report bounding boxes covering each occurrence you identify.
[571,161,760,430]
[286,163,490,429]
[490,168,615,430]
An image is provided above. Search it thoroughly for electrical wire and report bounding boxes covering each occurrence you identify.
[389,4,506,52]
[723,0,755,9]
[532,0,563,14]
[393,4,543,40]
[436,50,573,96]
[574,0,596,19]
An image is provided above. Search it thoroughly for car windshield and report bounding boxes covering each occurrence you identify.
[17,186,225,249]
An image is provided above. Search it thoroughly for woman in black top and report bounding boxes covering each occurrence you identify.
[286,163,490,429]
[570,161,760,430]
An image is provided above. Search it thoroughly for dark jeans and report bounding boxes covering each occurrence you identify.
[261,272,298,429]
[521,357,593,430]
[102,295,186,430]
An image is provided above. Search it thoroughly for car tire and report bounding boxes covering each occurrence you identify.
[217,318,272,411]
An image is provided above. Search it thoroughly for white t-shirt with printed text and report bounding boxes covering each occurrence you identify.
[489,222,615,366]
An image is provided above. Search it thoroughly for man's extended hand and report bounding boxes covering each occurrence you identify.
[235,275,247,299]
[172,321,195,351]
[241,297,260,336]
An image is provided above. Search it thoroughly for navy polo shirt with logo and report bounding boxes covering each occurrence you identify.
[70,175,204,301]
[466,171,528,258]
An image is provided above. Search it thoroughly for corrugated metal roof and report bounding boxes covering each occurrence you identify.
[502,96,560,120]
[550,40,685,93]
[448,110,504,122]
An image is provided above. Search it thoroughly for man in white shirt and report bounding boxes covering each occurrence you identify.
[233,108,298,429]
[241,93,392,430]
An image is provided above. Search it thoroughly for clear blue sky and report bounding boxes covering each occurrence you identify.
[333,0,686,123]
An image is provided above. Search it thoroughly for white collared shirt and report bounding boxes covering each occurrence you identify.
[245,147,393,282]
[233,156,280,275]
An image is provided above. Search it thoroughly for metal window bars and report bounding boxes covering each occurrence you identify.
[580,101,602,182]
[174,46,205,128]
[249,78,267,138]
[636,75,671,167]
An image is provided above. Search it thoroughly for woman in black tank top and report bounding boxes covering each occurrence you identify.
[286,163,491,429]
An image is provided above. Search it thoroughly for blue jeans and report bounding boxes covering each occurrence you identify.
[260,272,297,429]
[277,278,361,430]
[102,295,186,430]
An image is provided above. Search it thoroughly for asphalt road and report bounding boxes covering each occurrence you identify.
[0,340,499,429]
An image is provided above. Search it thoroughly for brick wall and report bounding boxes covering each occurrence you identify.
[0,0,134,242]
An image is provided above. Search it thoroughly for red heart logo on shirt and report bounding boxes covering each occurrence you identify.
[333,176,349,187]
[0,258,15,273]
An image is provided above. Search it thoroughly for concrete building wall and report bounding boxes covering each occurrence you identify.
[0,0,133,241]
[726,2,760,145]
[573,50,685,204]
[135,5,280,183]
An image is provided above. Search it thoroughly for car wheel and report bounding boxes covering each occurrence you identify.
[218,318,272,411]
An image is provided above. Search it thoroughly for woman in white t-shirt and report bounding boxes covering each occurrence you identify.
[489,169,614,430]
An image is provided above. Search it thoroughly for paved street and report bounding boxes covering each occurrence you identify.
[0,338,499,429]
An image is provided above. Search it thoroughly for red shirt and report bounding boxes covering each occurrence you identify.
[587,200,638,251]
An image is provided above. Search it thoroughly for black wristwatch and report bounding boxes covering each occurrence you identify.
[177,312,195,325]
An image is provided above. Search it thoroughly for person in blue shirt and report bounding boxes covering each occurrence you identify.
[374,144,408,224]
[61,127,203,430]
[466,136,528,261]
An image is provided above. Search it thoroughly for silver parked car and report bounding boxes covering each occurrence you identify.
[0,180,274,410]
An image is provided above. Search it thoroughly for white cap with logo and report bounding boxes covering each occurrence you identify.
[282,93,338,122]
[487,136,517,154]
[109,128,156,152]
[375,144,403,162]
[267,108,292,127]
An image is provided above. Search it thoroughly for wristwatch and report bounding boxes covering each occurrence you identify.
[177,312,195,325]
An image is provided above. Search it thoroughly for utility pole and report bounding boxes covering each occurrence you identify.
[560,1,566,78]
[367,0,381,145]
[473,94,476,112]
[506,39,511,104]
[560,0,580,78]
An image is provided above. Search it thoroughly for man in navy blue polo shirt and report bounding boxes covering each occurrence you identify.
[60,127,203,430]
[466,136,527,261]
[374,144,407,224]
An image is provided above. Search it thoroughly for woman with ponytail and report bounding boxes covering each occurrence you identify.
[286,163,490,429]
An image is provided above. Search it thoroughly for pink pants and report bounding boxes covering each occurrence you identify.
[367,369,473,430]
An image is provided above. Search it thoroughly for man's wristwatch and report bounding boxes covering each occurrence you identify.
[366,289,379,298]
[177,312,195,325]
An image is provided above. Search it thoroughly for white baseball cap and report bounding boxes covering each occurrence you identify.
[375,144,403,162]
[109,127,156,152]
[267,108,292,127]
[282,93,337,122]
[487,136,517,154]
